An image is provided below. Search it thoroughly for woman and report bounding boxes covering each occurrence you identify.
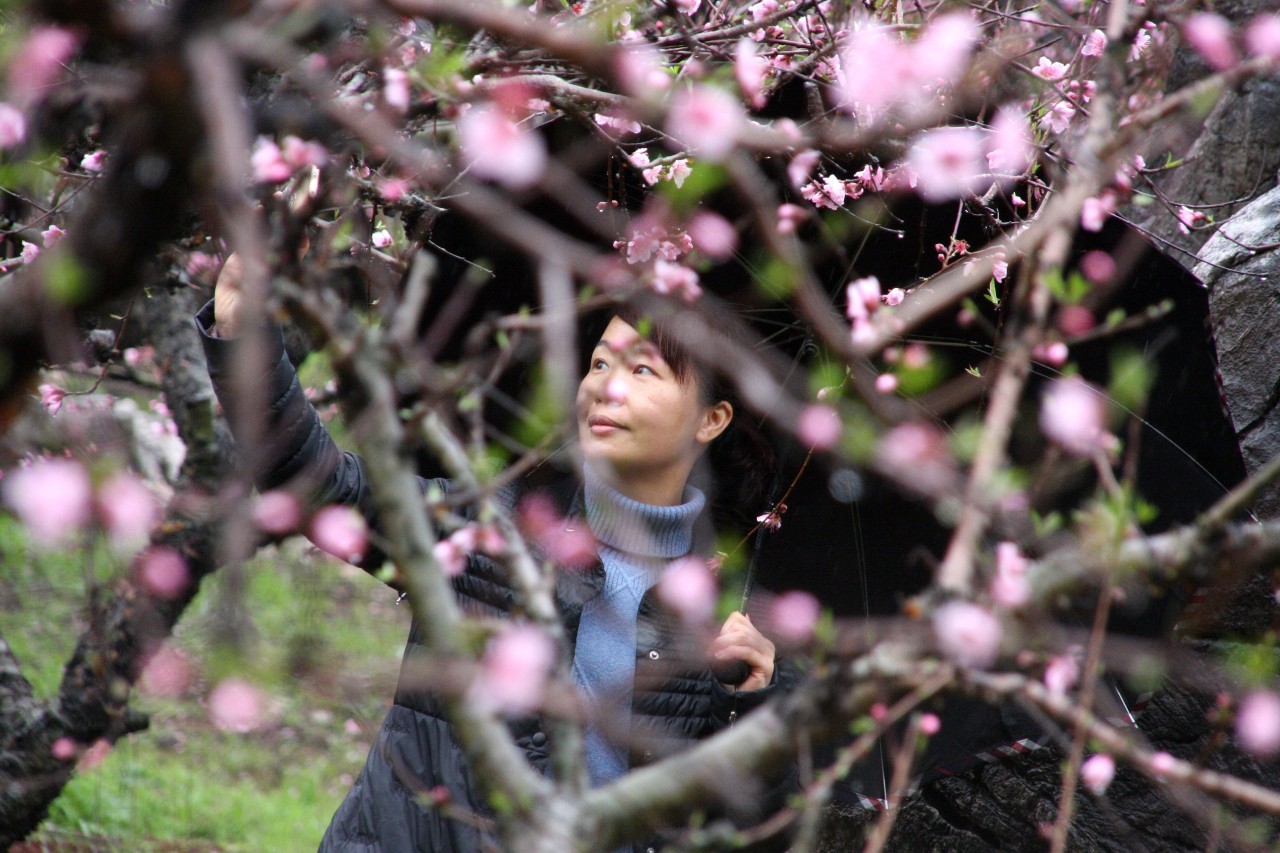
[198,260,788,852]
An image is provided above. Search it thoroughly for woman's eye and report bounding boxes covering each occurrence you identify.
[634,364,655,376]
[593,358,608,370]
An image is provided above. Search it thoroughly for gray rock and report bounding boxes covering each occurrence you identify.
[1196,184,1280,518]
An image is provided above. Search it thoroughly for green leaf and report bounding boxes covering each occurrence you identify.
[985,279,1000,307]
[1108,347,1151,413]
[964,365,982,378]
[42,253,92,306]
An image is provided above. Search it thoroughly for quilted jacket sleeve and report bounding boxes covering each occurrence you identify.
[195,300,445,573]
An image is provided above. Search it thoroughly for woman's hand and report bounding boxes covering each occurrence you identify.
[710,612,775,692]
[212,253,244,338]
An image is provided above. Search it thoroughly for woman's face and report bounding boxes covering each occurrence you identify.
[576,317,731,503]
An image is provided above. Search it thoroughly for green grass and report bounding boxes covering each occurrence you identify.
[0,519,411,852]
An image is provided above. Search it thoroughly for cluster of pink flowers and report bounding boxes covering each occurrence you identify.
[433,523,507,577]
[627,148,691,188]
[251,135,328,184]
[835,13,979,125]
[2,458,159,551]
[457,89,548,191]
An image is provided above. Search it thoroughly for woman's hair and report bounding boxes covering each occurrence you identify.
[604,304,777,530]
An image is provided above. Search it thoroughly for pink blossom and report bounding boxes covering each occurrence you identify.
[433,538,467,577]
[38,383,66,416]
[137,546,190,599]
[913,13,981,86]
[519,494,597,569]
[1040,377,1113,456]
[1079,250,1116,283]
[383,67,411,113]
[310,505,369,562]
[251,138,293,184]
[651,260,702,301]
[78,739,111,771]
[253,490,302,535]
[673,0,700,14]
[776,203,808,234]
[1082,30,1108,57]
[51,737,78,761]
[919,713,941,735]
[1081,754,1116,794]
[769,590,820,644]
[882,288,905,306]
[986,108,1033,179]
[797,405,841,450]
[845,276,881,321]
[990,541,1031,608]
[605,377,628,404]
[3,458,93,545]
[1149,751,1176,776]
[837,24,914,119]
[372,229,393,249]
[1183,13,1238,71]
[756,504,786,531]
[1080,193,1116,232]
[992,255,1010,283]
[788,149,821,189]
[9,26,79,107]
[1058,306,1096,337]
[665,85,744,162]
[1175,205,1205,235]
[687,212,737,261]
[41,224,65,247]
[1031,56,1069,80]
[594,112,642,138]
[1131,26,1154,62]
[667,159,692,188]
[1044,650,1080,695]
[1038,101,1076,135]
[138,644,193,697]
[1246,14,1280,60]
[734,39,769,109]
[615,43,670,97]
[20,241,40,264]
[473,624,556,714]
[379,178,410,202]
[932,600,1002,669]
[79,150,106,173]
[97,471,158,550]
[1237,690,1280,757]
[280,135,328,170]
[749,0,778,21]
[875,373,899,394]
[208,678,264,732]
[457,104,547,190]
[0,103,26,149]
[801,175,846,210]
[658,556,718,623]
[876,422,958,494]
[907,127,989,202]
[1033,340,1069,366]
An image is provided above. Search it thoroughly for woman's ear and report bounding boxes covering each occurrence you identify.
[697,401,733,445]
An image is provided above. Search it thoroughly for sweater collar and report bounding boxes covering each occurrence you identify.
[583,464,704,559]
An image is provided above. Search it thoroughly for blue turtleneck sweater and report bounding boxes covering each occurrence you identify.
[573,465,705,788]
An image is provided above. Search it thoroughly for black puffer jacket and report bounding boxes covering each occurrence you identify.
[197,303,791,852]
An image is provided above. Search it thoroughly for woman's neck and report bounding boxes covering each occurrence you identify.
[585,460,692,507]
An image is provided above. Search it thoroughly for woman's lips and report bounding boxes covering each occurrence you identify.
[588,414,624,435]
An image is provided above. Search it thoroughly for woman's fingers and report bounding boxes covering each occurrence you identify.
[712,612,776,691]
[213,253,244,338]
